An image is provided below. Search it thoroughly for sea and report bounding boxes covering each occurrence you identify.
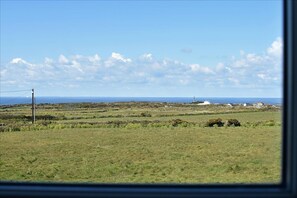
[0,97,282,106]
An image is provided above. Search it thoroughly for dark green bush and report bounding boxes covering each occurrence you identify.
[140,112,152,117]
[106,120,125,127]
[226,119,241,127]
[171,119,187,127]
[206,118,224,127]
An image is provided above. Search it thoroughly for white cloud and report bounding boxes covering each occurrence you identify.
[70,60,83,73]
[267,37,282,57]
[257,73,279,81]
[228,77,240,85]
[0,69,7,77]
[216,62,225,72]
[228,38,282,70]
[88,54,101,63]
[105,52,132,67]
[246,53,265,64]
[111,52,132,63]
[1,37,282,96]
[59,55,69,64]
[44,57,54,65]
[257,73,266,80]
[179,79,189,85]
[232,59,248,68]
[209,37,283,90]
[189,64,214,74]
[10,58,27,64]
[225,67,232,73]
[240,50,245,56]
[140,53,153,61]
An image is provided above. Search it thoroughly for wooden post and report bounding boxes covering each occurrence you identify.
[32,89,35,123]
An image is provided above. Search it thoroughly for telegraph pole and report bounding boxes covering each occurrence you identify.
[32,89,35,123]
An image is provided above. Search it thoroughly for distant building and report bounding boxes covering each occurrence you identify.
[191,96,203,104]
[198,101,211,105]
[253,102,265,108]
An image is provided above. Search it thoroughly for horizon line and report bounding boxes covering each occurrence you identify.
[0,96,283,99]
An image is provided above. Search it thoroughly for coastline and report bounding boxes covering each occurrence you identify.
[0,97,282,106]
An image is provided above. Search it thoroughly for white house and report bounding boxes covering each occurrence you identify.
[198,101,211,105]
[253,102,265,108]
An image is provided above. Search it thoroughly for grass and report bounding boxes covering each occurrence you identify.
[0,102,281,183]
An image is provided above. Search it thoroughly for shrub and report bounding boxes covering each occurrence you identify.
[206,118,224,127]
[171,119,187,127]
[264,120,276,126]
[140,112,152,117]
[147,122,163,128]
[36,115,56,120]
[226,119,241,127]
[106,120,126,128]
[11,126,21,131]
[36,120,53,126]
[0,127,6,132]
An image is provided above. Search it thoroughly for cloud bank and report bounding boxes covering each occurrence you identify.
[0,37,282,97]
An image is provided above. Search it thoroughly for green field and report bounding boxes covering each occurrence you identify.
[0,102,282,183]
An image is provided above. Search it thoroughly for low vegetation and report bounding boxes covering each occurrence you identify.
[205,118,224,127]
[0,102,281,183]
[227,119,241,127]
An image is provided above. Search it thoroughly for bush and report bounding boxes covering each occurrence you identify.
[106,120,124,127]
[36,120,53,126]
[226,119,241,127]
[11,126,21,131]
[171,119,187,127]
[263,120,276,126]
[206,118,224,127]
[140,112,152,117]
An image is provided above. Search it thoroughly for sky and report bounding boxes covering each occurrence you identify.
[0,0,283,97]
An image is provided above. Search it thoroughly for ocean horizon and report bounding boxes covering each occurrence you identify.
[0,97,282,106]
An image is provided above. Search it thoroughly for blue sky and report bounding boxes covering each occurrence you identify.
[0,0,283,97]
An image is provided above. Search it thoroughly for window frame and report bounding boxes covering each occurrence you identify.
[0,0,296,197]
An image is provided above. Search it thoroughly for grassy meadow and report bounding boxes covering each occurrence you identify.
[0,102,282,183]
